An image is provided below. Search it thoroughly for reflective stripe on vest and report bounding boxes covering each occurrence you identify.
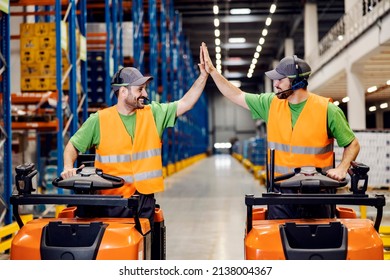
[268,141,334,155]
[120,175,134,183]
[96,148,161,163]
[134,169,163,181]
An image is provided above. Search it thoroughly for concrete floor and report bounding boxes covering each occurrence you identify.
[155,154,263,260]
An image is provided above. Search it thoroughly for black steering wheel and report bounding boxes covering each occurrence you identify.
[52,166,125,193]
[274,166,349,192]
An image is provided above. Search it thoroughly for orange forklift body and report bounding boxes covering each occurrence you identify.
[10,163,166,260]
[245,155,386,260]
[245,210,384,260]
[10,217,150,260]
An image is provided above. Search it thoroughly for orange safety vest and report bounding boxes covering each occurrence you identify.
[267,93,334,176]
[95,105,164,197]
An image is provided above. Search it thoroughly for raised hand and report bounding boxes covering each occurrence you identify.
[201,42,215,74]
[198,43,208,78]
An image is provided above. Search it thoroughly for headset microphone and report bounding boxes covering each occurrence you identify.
[139,96,150,105]
[275,88,292,96]
[275,79,307,99]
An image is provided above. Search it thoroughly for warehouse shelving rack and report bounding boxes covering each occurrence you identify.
[172,14,208,169]
[0,0,88,221]
[85,0,126,108]
[1,0,210,227]
[160,0,171,169]
[132,0,144,73]
[0,2,12,225]
[133,0,209,175]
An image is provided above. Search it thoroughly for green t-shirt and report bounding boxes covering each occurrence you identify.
[70,101,178,153]
[245,92,355,147]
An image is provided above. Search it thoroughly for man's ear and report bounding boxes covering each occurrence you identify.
[119,86,127,96]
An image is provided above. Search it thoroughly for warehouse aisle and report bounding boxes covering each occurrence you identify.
[155,154,264,260]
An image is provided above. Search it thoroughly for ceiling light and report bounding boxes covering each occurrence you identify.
[386,80,390,85]
[247,2,276,79]
[369,106,377,112]
[337,35,344,41]
[247,73,253,78]
[214,18,220,27]
[229,80,242,87]
[367,86,378,93]
[270,4,276,13]
[228,37,246,43]
[213,5,219,15]
[213,6,222,73]
[333,101,340,106]
[380,102,388,109]
[230,8,251,15]
[227,57,243,61]
[342,97,350,103]
[258,37,265,45]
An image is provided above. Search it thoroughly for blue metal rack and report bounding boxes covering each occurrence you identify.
[160,0,169,167]
[0,3,13,225]
[148,0,158,102]
[131,0,209,171]
[86,0,123,108]
[104,0,112,106]
[79,0,88,122]
[132,0,144,73]
[56,0,87,179]
[1,0,87,209]
[173,11,183,164]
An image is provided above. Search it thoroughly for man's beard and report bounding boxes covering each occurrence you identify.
[276,89,294,99]
[137,96,150,108]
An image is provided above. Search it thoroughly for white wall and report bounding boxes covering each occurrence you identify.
[208,92,257,146]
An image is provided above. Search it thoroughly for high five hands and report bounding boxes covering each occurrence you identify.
[200,42,215,74]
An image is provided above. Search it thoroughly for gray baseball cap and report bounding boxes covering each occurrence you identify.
[265,56,311,80]
[111,67,153,91]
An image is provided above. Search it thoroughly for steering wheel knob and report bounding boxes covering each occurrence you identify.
[300,166,316,175]
[79,167,97,176]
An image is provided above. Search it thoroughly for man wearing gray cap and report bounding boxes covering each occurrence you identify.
[61,54,208,225]
[201,42,360,219]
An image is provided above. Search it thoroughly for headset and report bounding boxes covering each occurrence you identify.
[111,67,125,85]
[291,55,308,91]
[275,55,308,98]
[111,67,150,104]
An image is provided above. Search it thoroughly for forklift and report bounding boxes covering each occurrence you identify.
[9,162,166,260]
